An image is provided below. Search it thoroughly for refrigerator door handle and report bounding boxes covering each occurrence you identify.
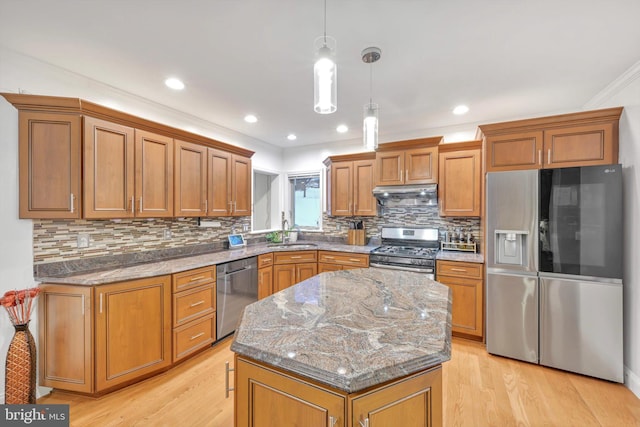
[539,278,544,364]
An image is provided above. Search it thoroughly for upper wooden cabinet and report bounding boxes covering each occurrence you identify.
[375,137,442,186]
[438,141,482,217]
[479,107,623,172]
[208,148,252,217]
[174,140,208,217]
[18,111,82,219]
[323,153,377,217]
[84,118,173,218]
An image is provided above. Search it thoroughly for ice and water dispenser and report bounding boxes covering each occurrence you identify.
[494,230,528,267]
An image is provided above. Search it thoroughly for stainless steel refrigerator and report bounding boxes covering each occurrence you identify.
[486,165,623,382]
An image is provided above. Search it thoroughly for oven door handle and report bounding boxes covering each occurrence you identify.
[369,262,434,274]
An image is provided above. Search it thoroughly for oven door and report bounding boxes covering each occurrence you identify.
[369,262,435,280]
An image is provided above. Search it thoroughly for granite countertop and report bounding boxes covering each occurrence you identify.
[230,268,452,393]
[436,251,484,263]
[35,241,379,285]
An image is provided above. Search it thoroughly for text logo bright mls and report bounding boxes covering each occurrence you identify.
[2,405,69,426]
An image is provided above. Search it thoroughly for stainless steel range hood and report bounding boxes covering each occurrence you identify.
[373,183,438,206]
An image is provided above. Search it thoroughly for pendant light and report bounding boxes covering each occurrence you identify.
[362,47,381,151]
[313,0,337,114]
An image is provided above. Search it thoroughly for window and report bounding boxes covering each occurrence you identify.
[289,173,321,230]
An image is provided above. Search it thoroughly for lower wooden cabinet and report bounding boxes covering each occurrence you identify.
[235,354,443,427]
[436,260,484,340]
[39,275,173,394]
[272,251,318,293]
[258,253,274,299]
[318,251,369,271]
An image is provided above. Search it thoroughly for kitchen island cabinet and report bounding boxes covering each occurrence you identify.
[231,268,451,427]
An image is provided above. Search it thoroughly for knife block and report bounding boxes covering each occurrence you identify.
[347,229,366,246]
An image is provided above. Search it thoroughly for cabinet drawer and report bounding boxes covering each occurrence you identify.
[173,284,215,326]
[173,266,216,292]
[258,253,273,267]
[436,261,483,279]
[318,251,368,268]
[173,313,216,362]
[273,250,317,264]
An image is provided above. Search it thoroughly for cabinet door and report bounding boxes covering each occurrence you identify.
[232,154,252,216]
[543,122,616,168]
[235,356,345,427]
[273,264,297,292]
[438,148,481,217]
[375,150,404,185]
[258,266,273,299]
[135,130,174,217]
[330,161,353,216]
[95,276,171,391]
[296,262,318,283]
[38,284,93,393]
[318,263,343,273]
[351,367,442,427]
[19,111,82,218]
[486,131,543,172]
[208,148,232,216]
[174,140,207,216]
[84,116,135,219]
[438,275,483,338]
[353,159,377,216]
[405,146,438,184]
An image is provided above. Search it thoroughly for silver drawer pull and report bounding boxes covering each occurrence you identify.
[451,268,467,272]
[348,258,361,262]
[324,256,335,259]
[262,259,271,263]
[190,300,205,307]
[225,361,235,398]
[190,332,205,341]
[290,256,302,259]
[190,276,206,281]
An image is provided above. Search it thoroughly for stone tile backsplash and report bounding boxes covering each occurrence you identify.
[33,204,481,267]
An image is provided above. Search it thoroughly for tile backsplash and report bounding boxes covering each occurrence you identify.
[33,204,481,266]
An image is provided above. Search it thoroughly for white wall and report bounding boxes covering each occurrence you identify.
[589,62,640,397]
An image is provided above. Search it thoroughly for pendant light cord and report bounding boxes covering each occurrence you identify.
[369,63,373,107]
[323,0,327,43]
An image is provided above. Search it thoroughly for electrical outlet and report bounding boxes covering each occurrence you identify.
[336,224,341,231]
[163,229,172,240]
[243,224,250,232]
[77,234,89,248]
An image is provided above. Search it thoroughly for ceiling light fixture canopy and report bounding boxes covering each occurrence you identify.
[362,47,381,151]
[313,0,337,114]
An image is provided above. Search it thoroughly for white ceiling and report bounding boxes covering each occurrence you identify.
[1,0,640,148]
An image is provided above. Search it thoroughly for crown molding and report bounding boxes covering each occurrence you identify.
[585,60,640,109]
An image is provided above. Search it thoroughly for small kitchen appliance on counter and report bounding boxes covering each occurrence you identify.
[369,227,439,279]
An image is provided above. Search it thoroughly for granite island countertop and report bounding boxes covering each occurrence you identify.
[230,268,452,393]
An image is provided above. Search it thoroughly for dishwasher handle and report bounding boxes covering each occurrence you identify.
[221,265,254,276]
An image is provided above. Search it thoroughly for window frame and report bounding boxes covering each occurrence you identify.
[287,171,323,232]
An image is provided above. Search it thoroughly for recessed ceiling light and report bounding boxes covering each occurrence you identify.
[287,134,297,141]
[336,124,348,133]
[453,105,469,115]
[244,114,258,123]
[164,77,185,90]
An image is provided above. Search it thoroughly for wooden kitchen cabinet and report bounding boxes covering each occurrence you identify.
[436,260,483,340]
[318,251,369,271]
[18,111,82,219]
[39,276,172,394]
[323,153,377,217]
[272,250,318,292]
[375,137,442,186]
[438,141,482,217]
[95,275,172,391]
[208,148,252,217]
[38,284,93,393]
[235,354,443,427]
[258,253,274,299]
[84,118,173,218]
[171,266,216,363]
[480,107,623,172]
[174,140,208,217]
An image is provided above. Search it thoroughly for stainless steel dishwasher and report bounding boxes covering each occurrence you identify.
[216,257,258,340]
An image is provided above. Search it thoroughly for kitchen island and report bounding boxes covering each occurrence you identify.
[231,268,452,427]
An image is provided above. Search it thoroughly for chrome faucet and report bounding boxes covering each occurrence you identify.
[281,211,289,243]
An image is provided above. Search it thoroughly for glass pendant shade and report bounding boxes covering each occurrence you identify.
[314,45,337,114]
[363,103,378,151]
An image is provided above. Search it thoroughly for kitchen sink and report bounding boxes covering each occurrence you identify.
[267,243,318,249]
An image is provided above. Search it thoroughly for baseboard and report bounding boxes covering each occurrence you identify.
[625,365,640,398]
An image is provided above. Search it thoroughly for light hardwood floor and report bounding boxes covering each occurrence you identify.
[39,337,640,426]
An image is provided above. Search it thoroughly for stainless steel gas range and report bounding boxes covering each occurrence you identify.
[369,227,439,279]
